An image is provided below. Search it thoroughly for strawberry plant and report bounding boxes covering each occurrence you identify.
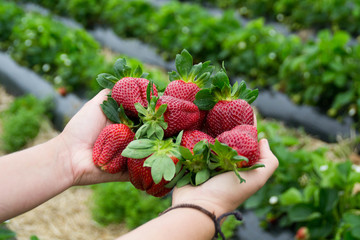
[8,11,107,93]
[101,0,155,40]
[220,18,301,87]
[279,30,360,126]
[243,116,360,240]
[0,95,48,153]
[91,182,171,229]
[0,0,23,49]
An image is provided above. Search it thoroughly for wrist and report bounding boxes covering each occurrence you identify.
[53,134,76,188]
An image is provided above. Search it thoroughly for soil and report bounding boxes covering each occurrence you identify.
[0,85,128,240]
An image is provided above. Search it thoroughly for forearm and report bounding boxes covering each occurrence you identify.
[117,207,216,240]
[0,136,73,222]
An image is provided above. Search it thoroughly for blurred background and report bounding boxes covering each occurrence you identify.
[0,0,359,239]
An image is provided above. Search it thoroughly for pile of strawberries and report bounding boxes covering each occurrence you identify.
[92,50,263,197]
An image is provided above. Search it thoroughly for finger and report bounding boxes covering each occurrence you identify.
[257,138,279,175]
[254,112,257,127]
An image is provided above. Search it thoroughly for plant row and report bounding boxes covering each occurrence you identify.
[246,116,360,239]
[0,0,169,97]
[187,0,360,37]
[11,0,360,128]
[0,94,49,153]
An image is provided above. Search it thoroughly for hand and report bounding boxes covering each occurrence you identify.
[172,138,278,217]
[58,89,129,186]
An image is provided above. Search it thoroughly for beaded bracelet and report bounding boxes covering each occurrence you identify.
[159,203,243,240]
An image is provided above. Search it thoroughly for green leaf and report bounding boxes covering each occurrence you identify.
[133,65,143,78]
[100,98,121,123]
[344,211,360,226]
[126,139,155,149]
[154,104,167,118]
[113,58,131,79]
[195,169,210,185]
[165,167,186,188]
[96,73,117,89]
[212,71,230,89]
[179,146,194,160]
[176,174,191,188]
[169,71,181,81]
[0,227,16,239]
[194,89,217,110]
[154,124,164,140]
[175,49,193,79]
[134,103,148,116]
[280,187,303,206]
[319,188,339,214]
[175,130,183,145]
[121,141,155,159]
[144,155,176,184]
[288,203,321,222]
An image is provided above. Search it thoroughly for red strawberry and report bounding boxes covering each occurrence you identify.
[216,125,260,167]
[295,227,310,240]
[92,124,135,173]
[209,125,263,183]
[164,50,213,130]
[178,130,215,186]
[194,70,258,137]
[112,77,158,118]
[121,135,183,197]
[181,130,215,150]
[96,58,157,118]
[127,156,179,197]
[164,49,213,102]
[157,96,200,138]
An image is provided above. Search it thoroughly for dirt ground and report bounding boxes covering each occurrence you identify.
[0,86,128,240]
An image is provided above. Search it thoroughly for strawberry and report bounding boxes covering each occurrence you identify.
[181,130,215,150]
[127,156,179,197]
[157,96,200,137]
[92,97,136,174]
[195,69,258,137]
[209,124,264,183]
[177,130,215,186]
[295,227,310,240]
[122,133,184,197]
[164,50,213,130]
[93,124,134,173]
[96,58,158,118]
[135,94,201,139]
[164,49,213,102]
[216,125,260,167]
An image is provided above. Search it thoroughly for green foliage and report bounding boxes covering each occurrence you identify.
[221,18,301,87]
[102,0,155,39]
[243,117,360,239]
[190,0,360,36]
[279,30,360,123]
[0,95,48,153]
[0,223,16,240]
[0,0,24,48]
[8,12,107,93]
[147,2,241,62]
[91,182,171,229]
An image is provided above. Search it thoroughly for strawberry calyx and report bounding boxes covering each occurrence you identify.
[100,96,135,129]
[176,140,212,186]
[96,58,149,89]
[209,140,264,183]
[121,131,184,184]
[168,49,214,88]
[194,68,259,111]
[135,82,168,140]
